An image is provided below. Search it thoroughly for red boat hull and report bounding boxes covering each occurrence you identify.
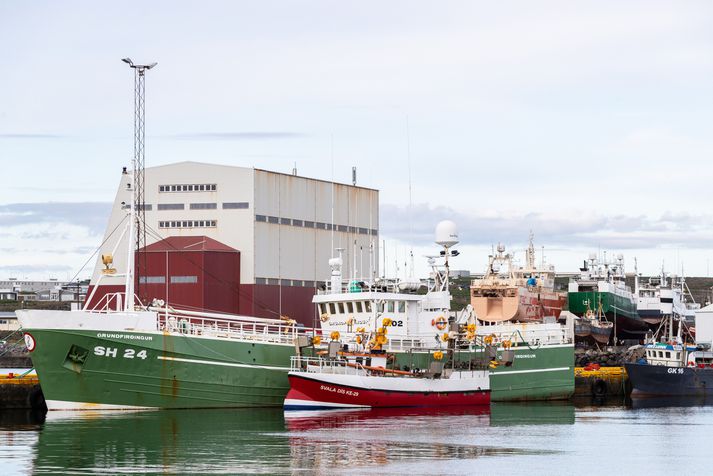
[284,374,490,410]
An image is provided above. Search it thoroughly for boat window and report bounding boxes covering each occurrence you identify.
[658,351,664,358]
[666,351,671,358]
[346,302,354,313]
[338,303,345,314]
[356,302,363,313]
[387,301,395,313]
[377,302,384,313]
[318,304,325,315]
[398,301,406,313]
[329,303,336,315]
[676,352,681,359]
[365,301,372,313]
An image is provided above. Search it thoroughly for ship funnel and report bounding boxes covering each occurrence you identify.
[435,220,459,248]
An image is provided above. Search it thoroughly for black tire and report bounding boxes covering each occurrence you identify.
[592,379,607,397]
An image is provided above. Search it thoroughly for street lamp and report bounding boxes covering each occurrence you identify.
[122,57,157,310]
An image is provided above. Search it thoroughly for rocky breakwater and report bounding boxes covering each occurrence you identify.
[575,346,643,367]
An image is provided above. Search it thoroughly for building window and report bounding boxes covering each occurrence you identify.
[139,276,166,284]
[280,279,291,286]
[255,215,267,222]
[158,220,217,229]
[337,225,348,232]
[223,202,249,209]
[304,221,314,228]
[268,216,279,224]
[160,184,217,193]
[359,227,368,235]
[190,203,217,210]
[349,226,357,233]
[170,276,198,284]
[280,218,291,225]
[158,203,184,211]
[267,278,279,286]
[292,219,303,227]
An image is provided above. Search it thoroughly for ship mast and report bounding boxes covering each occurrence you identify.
[122,58,157,311]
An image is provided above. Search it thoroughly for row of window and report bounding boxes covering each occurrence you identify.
[127,202,250,211]
[318,300,407,316]
[648,350,681,359]
[158,220,217,229]
[159,184,217,192]
[139,276,198,284]
[255,278,317,288]
[255,215,377,236]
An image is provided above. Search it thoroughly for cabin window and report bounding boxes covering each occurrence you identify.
[318,304,326,315]
[665,351,671,358]
[346,302,354,313]
[338,303,345,314]
[658,351,664,358]
[364,301,372,313]
[398,301,406,313]
[387,301,395,313]
[377,302,384,313]
[356,302,363,313]
[676,352,681,359]
[329,303,336,315]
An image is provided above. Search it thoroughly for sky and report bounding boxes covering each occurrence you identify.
[1,1,713,281]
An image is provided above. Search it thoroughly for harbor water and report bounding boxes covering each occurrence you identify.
[1,398,712,475]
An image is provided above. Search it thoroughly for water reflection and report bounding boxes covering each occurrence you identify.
[26,405,571,475]
[490,402,575,426]
[33,409,290,475]
[629,395,713,410]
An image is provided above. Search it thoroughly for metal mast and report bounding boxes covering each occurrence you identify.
[122,58,157,310]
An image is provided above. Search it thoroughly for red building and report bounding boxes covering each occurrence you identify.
[137,236,241,314]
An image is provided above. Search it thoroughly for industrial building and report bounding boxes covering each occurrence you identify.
[86,161,379,325]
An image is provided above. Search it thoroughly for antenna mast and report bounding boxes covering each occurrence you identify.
[122,57,157,311]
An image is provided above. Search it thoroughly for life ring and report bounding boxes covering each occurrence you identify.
[433,316,448,330]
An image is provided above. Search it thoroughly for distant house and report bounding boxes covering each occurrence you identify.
[0,289,18,301]
[0,312,19,331]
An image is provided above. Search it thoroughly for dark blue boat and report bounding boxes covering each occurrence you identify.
[625,342,713,396]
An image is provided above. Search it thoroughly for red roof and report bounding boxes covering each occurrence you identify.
[140,236,238,253]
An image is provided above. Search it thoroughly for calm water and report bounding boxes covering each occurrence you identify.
[1,398,711,475]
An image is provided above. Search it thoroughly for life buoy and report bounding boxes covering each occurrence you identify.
[433,316,448,330]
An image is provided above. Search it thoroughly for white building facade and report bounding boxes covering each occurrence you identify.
[88,161,379,325]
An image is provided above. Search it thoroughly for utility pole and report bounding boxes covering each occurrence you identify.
[122,58,157,309]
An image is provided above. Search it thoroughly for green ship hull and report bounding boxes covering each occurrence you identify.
[568,291,648,339]
[27,329,295,409]
[25,327,573,409]
[392,344,574,402]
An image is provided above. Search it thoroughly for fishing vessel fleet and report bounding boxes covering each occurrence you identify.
[13,67,710,411]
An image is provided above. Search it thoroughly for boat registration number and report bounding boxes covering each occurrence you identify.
[94,346,148,360]
[320,384,359,397]
[667,368,684,374]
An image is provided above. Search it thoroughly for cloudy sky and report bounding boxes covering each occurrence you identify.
[1,1,713,280]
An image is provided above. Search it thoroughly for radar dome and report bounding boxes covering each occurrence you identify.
[435,220,459,248]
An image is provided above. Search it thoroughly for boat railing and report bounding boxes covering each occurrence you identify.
[290,355,367,375]
[83,292,131,313]
[316,278,402,295]
[476,323,573,345]
[156,309,301,345]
